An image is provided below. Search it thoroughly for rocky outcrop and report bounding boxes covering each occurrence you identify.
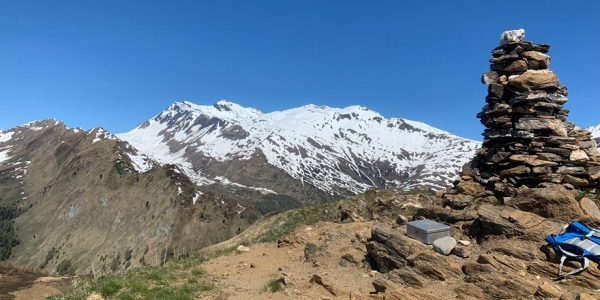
[363,30,600,300]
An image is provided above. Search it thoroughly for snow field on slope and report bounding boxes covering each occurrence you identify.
[0,148,12,164]
[117,101,480,193]
[0,131,15,143]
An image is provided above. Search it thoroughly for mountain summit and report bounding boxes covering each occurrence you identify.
[117,100,480,202]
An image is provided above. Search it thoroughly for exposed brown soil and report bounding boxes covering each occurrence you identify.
[200,221,378,299]
[199,215,600,299]
[0,268,72,300]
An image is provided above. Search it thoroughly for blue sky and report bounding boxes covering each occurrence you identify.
[1,1,599,141]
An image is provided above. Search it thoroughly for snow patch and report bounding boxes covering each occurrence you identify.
[0,131,14,143]
[0,147,12,163]
[192,191,203,204]
[214,176,277,194]
[91,128,117,143]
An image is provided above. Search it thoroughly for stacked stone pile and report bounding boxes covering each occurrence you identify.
[450,29,600,199]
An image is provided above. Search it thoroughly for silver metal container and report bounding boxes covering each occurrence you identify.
[406,219,450,244]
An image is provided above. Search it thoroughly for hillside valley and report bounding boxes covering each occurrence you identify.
[0,120,259,277]
[0,100,599,294]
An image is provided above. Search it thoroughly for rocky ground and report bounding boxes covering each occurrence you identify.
[198,188,600,299]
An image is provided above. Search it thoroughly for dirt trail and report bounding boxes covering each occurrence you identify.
[200,221,380,299]
[0,268,72,300]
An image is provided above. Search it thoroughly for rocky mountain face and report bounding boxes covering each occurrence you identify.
[116,101,480,206]
[0,102,481,276]
[0,120,258,275]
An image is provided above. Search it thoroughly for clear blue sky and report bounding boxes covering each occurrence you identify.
[1,1,599,141]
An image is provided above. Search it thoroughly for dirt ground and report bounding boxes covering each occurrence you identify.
[0,268,72,300]
[200,221,387,299]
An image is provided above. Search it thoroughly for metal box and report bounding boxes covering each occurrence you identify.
[406,219,450,245]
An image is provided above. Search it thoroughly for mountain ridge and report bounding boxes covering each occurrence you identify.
[116,100,481,200]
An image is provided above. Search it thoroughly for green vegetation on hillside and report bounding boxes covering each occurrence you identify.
[46,189,429,299]
[45,255,216,300]
[253,193,302,215]
[0,205,22,260]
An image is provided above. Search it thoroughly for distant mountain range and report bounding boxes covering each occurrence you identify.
[1,100,598,274]
[116,100,480,200]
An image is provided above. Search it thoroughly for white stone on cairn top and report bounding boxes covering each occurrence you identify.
[500,29,525,46]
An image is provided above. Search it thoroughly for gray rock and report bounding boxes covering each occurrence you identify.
[500,29,525,45]
[522,51,550,69]
[489,54,520,64]
[451,246,470,258]
[515,118,567,137]
[432,236,456,255]
[490,60,528,72]
[481,71,499,85]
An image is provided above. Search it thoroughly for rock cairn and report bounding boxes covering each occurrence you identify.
[449,29,600,201]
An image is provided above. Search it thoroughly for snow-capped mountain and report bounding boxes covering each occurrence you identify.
[117,100,480,200]
[588,124,600,145]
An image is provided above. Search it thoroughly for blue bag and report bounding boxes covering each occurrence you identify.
[545,221,600,280]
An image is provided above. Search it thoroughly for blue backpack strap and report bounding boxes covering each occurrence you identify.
[546,221,599,280]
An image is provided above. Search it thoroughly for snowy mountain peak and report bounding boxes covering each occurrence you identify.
[588,124,600,136]
[117,100,480,196]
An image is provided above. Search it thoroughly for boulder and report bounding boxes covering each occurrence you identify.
[508,69,560,91]
[476,203,562,240]
[508,184,583,222]
[432,236,457,255]
[366,226,427,273]
[580,198,600,219]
